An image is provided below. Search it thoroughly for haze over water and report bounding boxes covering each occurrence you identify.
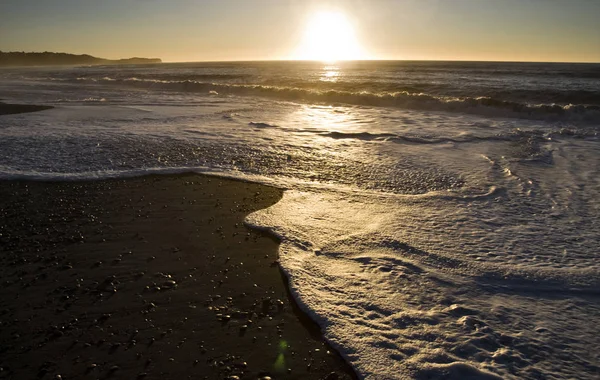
[1,61,600,378]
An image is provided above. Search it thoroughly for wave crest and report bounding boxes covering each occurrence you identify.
[73,77,600,123]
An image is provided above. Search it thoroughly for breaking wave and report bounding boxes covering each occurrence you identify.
[74,77,600,123]
[249,127,597,146]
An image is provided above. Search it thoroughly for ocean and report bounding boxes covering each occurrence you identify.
[1,61,599,379]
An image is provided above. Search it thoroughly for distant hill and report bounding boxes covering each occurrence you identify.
[0,51,162,67]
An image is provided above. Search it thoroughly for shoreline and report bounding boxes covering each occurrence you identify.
[0,174,357,379]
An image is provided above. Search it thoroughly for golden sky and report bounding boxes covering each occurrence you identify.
[1,0,599,63]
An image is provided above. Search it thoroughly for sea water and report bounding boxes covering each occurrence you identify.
[1,61,599,379]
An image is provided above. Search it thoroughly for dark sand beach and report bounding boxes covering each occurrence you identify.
[0,174,356,380]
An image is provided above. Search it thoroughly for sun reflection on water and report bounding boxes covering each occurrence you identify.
[320,65,341,82]
[294,105,355,134]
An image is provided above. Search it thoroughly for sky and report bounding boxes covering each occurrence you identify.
[1,0,599,63]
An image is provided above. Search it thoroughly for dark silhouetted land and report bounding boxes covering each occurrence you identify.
[0,51,161,67]
[0,101,53,115]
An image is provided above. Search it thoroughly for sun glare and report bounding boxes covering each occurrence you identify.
[295,11,365,62]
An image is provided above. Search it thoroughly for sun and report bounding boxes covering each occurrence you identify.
[295,11,365,62]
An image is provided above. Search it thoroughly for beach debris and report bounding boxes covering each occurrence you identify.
[233,361,247,369]
[85,363,97,373]
[276,299,284,310]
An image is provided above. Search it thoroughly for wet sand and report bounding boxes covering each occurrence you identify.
[0,174,356,380]
[0,102,53,115]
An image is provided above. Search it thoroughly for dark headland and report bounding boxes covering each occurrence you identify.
[0,101,53,115]
[0,51,161,67]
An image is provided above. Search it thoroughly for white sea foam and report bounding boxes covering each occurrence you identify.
[1,62,599,379]
[246,177,600,377]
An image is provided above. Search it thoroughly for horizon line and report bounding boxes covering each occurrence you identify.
[2,51,598,65]
[161,58,600,65]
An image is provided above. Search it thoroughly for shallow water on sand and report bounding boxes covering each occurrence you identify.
[1,61,599,378]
